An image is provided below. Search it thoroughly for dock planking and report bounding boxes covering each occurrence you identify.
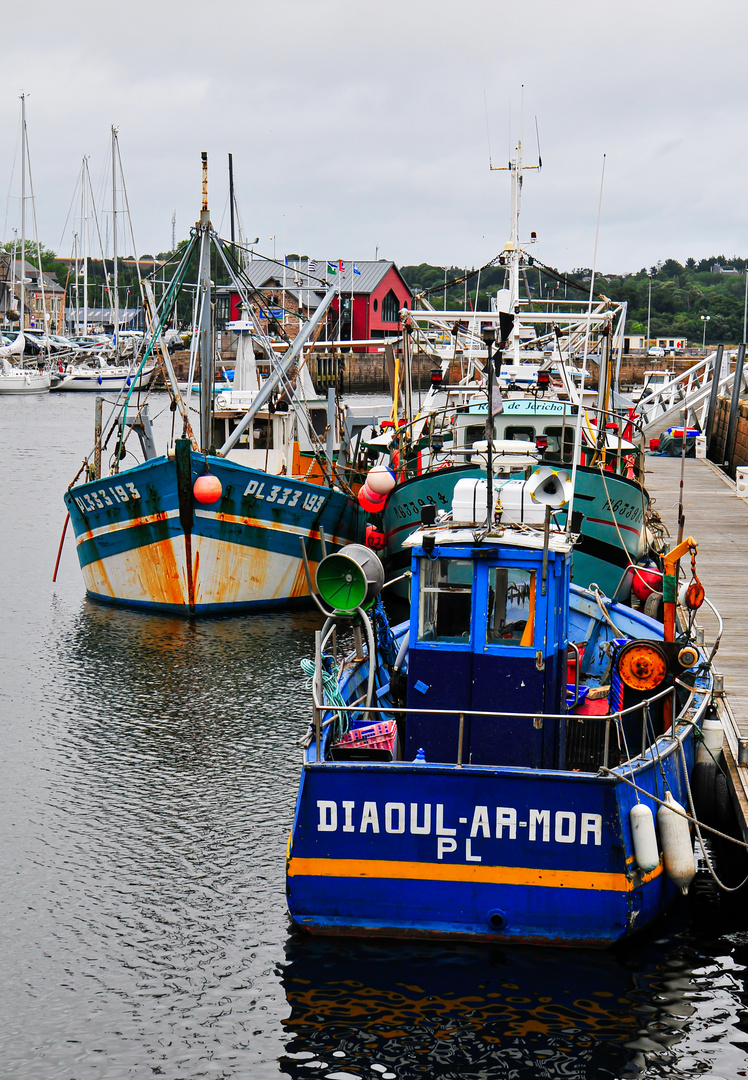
[643,452,748,839]
[643,453,748,722]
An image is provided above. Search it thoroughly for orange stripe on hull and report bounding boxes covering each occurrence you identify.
[287,857,662,893]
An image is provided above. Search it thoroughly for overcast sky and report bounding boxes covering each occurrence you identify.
[2,0,746,276]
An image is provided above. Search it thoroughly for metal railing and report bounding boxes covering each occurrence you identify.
[309,664,712,773]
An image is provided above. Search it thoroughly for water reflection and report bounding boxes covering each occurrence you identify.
[280,925,748,1080]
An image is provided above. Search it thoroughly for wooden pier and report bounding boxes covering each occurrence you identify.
[643,453,748,838]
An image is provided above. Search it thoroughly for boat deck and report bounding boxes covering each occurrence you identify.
[643,452,748,838]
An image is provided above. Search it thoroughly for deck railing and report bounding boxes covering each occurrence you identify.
[309,659,712,772]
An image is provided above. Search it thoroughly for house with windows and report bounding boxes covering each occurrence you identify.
[216,258,412,352]
[623,334,689,353]
[0,257,65,331]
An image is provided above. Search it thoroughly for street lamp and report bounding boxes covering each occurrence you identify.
[700,314,711,350]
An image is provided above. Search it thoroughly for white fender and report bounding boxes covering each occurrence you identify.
[657,791,696,895]
[697,713,724,764]
[630,803,659,873]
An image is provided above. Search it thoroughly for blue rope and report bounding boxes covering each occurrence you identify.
[371,595,398,669]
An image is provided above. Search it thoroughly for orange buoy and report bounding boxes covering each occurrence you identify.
[193,474,223,504]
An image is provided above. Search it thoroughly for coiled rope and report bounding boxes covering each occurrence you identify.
[300,654,350,744]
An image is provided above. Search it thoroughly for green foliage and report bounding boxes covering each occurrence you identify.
[1,240,70,288]
[402,257,748,344]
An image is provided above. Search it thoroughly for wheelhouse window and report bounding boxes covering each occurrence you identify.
[505,425,535,442]
[252,419,273,449]
[486,567,535,647]
[542,424,575,463]
[418,558,473,643]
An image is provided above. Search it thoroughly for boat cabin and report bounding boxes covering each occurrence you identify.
[403,529,571,770]
[452,397,576,463]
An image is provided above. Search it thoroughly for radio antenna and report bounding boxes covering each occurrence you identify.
[535,116,543,169]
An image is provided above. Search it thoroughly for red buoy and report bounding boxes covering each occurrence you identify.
[365,524,386,550]
[193,474,223,504]
[630,565,662,602]
[358,481,386,514]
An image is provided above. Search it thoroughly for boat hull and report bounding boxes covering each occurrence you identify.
[287,735,692,947]
[64,451,363,614]
[51,364,157,392]
[0,370,51,394]
[380,464,648,601]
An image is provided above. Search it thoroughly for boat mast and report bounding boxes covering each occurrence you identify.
[20,94,26,333]
[507,138,522,364]
[111,126,119,358]
[82,157,89,335]
[197,152,213,452]
[491,127,538,364]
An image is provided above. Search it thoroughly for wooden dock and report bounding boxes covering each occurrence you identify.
[643,452,748,838]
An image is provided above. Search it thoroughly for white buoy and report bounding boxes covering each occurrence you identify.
[657,791,696,894]
[697,712,724,764]
[367,465,397,495]
[630,803,659,873]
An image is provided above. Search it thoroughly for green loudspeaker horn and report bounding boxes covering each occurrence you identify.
[316,544,385,612]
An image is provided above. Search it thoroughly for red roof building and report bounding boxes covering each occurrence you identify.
[217,258,412,352]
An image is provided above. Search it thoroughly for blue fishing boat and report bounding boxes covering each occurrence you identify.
[287,477,717,946]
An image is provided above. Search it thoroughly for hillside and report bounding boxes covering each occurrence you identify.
[401,257,748,346]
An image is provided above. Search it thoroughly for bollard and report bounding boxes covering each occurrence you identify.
[739,739,748,767]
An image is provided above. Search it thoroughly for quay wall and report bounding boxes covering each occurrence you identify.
[161,349,713,394]
[710,396,748,476]
[166,349,436,393]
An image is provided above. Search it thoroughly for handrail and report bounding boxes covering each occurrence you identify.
[312,676,690,723]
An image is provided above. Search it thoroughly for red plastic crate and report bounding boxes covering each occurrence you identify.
[336,718,397,751]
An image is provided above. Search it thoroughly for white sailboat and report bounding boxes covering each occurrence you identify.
[51,130,155,393]
[0,95,50,396]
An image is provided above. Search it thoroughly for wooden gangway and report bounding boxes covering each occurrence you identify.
[643,452,748,837]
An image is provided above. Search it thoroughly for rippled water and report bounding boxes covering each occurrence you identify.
[2,392,748,1079]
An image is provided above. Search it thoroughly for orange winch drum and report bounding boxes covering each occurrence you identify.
[617,641,668,692]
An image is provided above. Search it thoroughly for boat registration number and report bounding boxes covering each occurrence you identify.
[243,479,327,514]
[392,493,446,521]
[72,482,141,513]
[601,497,643,523]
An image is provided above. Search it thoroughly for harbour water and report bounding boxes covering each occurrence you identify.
[2,392,748,1078]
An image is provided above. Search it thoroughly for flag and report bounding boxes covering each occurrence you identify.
[327,261,337,274]
[284,255,288,266]
[338,259,345,273]
[491,386,504,417]
[308,260,317,272]
[353,263,361,276]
